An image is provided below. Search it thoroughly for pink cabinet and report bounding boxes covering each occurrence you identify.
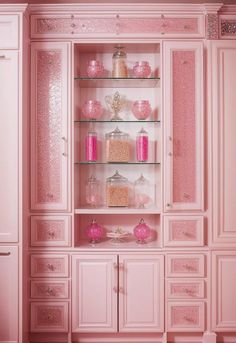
[72,254,164,333]
[163,41,203,211]
[211,41,236,246]
[30,42,71,212]
[0,50,19,242]
[0,15,18,49]
[0,247,18,342]
[212,252,236,331]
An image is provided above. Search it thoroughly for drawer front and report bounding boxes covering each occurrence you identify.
[31,302,68,332]
[167,301,204,332]
[164,216,204,247]
[167,279,204,299]
[31,254,69,277]
[31,15,203,38]
[31,216,71,247]
[166,254,205,277]
[31,280,69,299]
[0,15,18,49]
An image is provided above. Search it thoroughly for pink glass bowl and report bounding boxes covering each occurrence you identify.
[87,60,104,78]
[86,220,104,244]
[132,100,151,120]
[133,218,151,244]
[133,61,151,78]
[82,100,103,120]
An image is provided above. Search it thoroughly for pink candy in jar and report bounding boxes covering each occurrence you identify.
[85,130,97,162]
[133,61,151,78]
[136,128,148,162]
[82,100,103,120]
[132,100,151,120]
[86,219,104,244]
[133,218,151,244]
[87,60,104,78]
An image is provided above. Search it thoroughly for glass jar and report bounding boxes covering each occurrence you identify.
[106,170,129,207]
[87,60,104,78]
[85,175,101,207]
[136,128,148,162]
[86,219,104,244]
[132,100,151,120]
[82,100,103,120]
[134,174,151,208]
[106,127,130,162]
[133,218,151,244]
[85,130,97,162]
[133,61,151,78]
[112,46,128,78]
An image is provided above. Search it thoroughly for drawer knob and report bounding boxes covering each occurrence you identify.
[46,287,55,296]
[48,230,56,238]
[47,263,55,271]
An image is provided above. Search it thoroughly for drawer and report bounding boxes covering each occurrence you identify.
[166,254,205,277]
[166,279,204,299]
[31,280,69,299]
[31,301,68,332]
[0,15,18,49]
[31,254,69,277]
[167,301,205,332]
[31,215,71,247]
[31,14,204,38]
[164,216,204,247]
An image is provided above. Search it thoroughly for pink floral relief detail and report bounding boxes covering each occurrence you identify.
[171,283,199,296]
[36,219,65,241]
[172,305,199,325]
[36,50,62,204]
[35,283,65,298]
[170,220,197,241]
[172,51,196,203]
[172,258,198,273]
[36,258,64,273]
[37,305,63,326]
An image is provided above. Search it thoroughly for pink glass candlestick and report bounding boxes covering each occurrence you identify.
[133,218,151,244]
[86,131,97,162]
[86,219,104,244]
[136,128,148,162]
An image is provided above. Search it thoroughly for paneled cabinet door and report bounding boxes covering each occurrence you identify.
[31,42,71,211]
[119,254,164,332]
[0,247,18,342]
[211,42,236,246]
[0,51,19,242]
[163,41,203,211]
[72,254,117,332]
[212,252,236,331]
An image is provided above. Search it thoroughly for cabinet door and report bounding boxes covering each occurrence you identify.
[31,42,71,211]
[211,42,236,246]
[0,247,18,342]
[212,252,236,331]
[0,51,19,242]
[119,254,164,332]
[72,254,117,332]
[163,41,203,211]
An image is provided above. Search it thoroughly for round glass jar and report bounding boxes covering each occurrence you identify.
[105,127,130,162]
[106,170,129,207]
[82,100,103,120]
[133,218,151,244]
[86,219,104,244]
[133,61,151,78]
[132,100,151,120]
[87,60,104,78]
[112,46,128,78]
[85,175,101,207]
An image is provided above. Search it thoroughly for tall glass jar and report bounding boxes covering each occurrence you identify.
[85,130,97,162]
[112,46,128,78]
[85,175,101,207]
[106,170,129,207]
[106,127,130,162]
[134,174,151,208]
[136,128,149,162]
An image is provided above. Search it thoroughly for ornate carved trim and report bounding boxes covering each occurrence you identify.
[206,13,219,39]
[221,19,236,36]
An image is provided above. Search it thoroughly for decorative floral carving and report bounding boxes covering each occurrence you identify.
[221,20,236,36]
[171,283,198,296]
[170,220,197,240]
[206,14,219,39]
[37,306,63,326]
[172,258,198,273]
[36,219,65,241]
[172,306,199,325]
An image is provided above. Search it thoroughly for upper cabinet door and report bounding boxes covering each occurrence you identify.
[211,41,236,246]
[163,41,203,212]
[0,51,19,242]
[31,42,71,212]
[119,254,164,332]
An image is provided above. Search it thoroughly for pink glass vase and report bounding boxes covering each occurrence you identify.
[133,218,151,244]
[86,219,104,244]
[133,61,151,78]
[87,60,104,78]
[132,100,151,120]
[82,100,103,120]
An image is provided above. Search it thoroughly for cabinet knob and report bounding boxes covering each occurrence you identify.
[113,262,118,269]
[119,263,124,269]
[166,203,171,207]
[47,263,55,271]
[113,286,118,293]
[0,252,10,256]
[0,55,6,59]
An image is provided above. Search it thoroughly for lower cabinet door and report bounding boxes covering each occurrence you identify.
[119,254,164,332]
[72,254,118,332]
[0,246,18,342]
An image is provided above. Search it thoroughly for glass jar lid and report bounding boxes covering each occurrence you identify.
[106,170,128,183]
[87,175,99,183]
[134,174,149,186]
[138,127,148,135]
[105,126,129,139]
[113,46,127,58]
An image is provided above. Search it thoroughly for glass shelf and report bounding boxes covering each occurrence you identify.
[75,162,160,165]
[74,208,161,214]
[74,119,160,123]
[74,77,160,88]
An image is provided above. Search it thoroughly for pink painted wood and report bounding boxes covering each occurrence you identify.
[0,15,18,48]
[166,279,205,299]
[31,280,69,299]
[166,254,205,277]
[30,254,69,277]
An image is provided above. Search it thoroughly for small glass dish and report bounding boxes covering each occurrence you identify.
[107,227,130,244]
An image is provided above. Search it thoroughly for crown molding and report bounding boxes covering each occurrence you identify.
[0,3,28,12]
[203,3,223,13]
[220,4,236,14]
